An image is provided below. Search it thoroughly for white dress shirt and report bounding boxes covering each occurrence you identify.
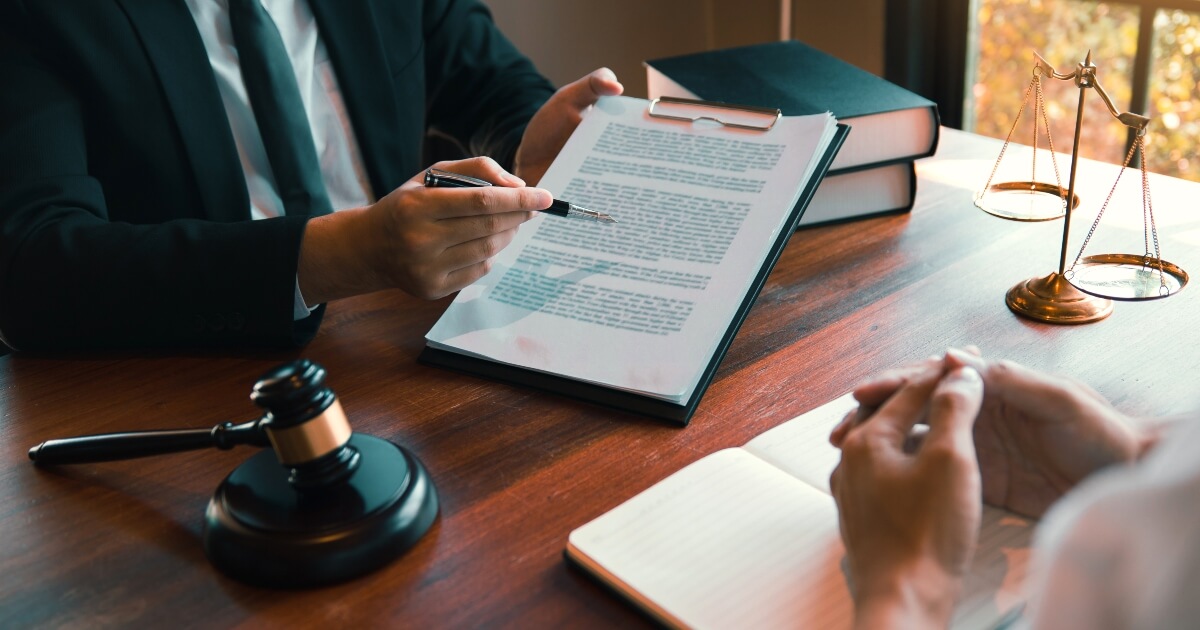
[185,0,374,318]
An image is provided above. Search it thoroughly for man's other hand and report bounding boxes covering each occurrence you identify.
[513,67,623,186]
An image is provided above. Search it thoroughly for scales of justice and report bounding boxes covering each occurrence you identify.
[974,51,1189,324]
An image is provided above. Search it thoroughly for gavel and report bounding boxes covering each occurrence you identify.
[28,359,438,588]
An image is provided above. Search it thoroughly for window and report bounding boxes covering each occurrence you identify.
[964,0,1200,182]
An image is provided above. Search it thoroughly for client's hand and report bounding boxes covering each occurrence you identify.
[830,363,984,629]
[845,349,1146,518]
[298,156,550,304]
[514,67,624,186]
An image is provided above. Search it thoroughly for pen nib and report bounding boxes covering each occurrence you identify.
[568,203,618,224]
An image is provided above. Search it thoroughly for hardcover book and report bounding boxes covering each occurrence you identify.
[798,161,916,227]
[646,40,940,175]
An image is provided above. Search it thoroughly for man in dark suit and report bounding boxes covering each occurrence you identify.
[0,0,622,351]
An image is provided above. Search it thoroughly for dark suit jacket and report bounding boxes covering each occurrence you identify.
[0,0,554,351]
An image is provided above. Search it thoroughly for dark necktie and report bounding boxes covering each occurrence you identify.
[228,0,332,217]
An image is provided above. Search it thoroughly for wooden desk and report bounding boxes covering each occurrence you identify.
[2,129,1197,627]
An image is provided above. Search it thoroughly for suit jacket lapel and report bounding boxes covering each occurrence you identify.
[308,0,405,197]
[116,0,249,223]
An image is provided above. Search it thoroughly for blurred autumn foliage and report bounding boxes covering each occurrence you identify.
[1148,8,1200,181]
[970,0,1199,182]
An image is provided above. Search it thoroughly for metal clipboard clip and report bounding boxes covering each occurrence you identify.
[647,96,782,132]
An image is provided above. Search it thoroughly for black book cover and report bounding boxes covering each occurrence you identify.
[646,41,939,173]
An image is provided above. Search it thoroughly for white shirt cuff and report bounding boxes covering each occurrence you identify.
[293,276,315,320]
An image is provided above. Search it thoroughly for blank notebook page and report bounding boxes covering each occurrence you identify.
[743,393,1032,627]
[567,449,853,629]
[743,392,857,493]
[569,393,1034,629]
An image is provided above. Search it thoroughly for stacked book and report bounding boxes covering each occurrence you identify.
[646,40,939,227]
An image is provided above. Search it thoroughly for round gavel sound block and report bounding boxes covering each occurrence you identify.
[203,360,438,588]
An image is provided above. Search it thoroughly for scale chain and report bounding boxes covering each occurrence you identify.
[977,68,1068,212]
[1036,77,1066,195]
[1138,135,1168,293]
[1067,134,1168,294]
[978,73,1038,200]
[1069,136,1136,275]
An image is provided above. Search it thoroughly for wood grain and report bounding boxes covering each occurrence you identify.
[1,129,1197,627]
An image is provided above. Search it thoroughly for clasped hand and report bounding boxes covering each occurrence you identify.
[830,359,983,628]
[829,348,1147,628]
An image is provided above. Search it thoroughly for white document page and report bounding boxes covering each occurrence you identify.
[426,96,837,402]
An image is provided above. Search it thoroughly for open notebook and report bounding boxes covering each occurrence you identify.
[566,394,1033,629]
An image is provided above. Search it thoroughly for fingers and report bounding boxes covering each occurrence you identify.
[828,462,842,498]
[855,370,943,451]
[440,225,521,274]
[946,347,1100,410]
[923,366,984,451]
[411,158,551,221]
[983,358,1116,421]
[373,157,551,299]
[945,347,1114,417]
[424,156,526,188]
[844,348,981,449]
[852,355,944,408]
[944,346,985,372]
[557,67,624,112]
[854,346,984,410]
[419,185,550,221]
[842,357,946,452]
[437,209,534,244]
[829,409,857,448]
[837,348,984,454]
[408,227,521,299]
[439,249,504,295]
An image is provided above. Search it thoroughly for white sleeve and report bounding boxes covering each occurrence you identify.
[293,276,316,320]
[1025,417,1200,630]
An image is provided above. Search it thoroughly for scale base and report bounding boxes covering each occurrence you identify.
[1006,272,1113,324]
[203,434,438,588]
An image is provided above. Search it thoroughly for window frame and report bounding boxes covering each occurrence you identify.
[887,0,1198,158]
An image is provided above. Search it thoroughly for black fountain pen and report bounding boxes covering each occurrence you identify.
[424,168,617,223]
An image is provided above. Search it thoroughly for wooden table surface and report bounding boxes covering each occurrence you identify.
[2,129,1198,627]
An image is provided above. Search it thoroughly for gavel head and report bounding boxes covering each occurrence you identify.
[250,359,360,489]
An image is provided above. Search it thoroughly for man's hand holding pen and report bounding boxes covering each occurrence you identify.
[295,69,623,309]
[425,168,617,223]
[298,156,548,304]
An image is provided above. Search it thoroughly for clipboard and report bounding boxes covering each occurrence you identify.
[420,98,849,425]
[647,96,783,131]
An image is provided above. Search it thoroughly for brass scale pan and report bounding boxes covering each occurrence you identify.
[977,183,1188,301]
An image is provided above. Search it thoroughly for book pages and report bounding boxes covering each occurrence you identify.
[743,392,858,493]
[568,449,852,629]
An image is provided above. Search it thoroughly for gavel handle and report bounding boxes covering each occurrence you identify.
[28,419,270,465]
